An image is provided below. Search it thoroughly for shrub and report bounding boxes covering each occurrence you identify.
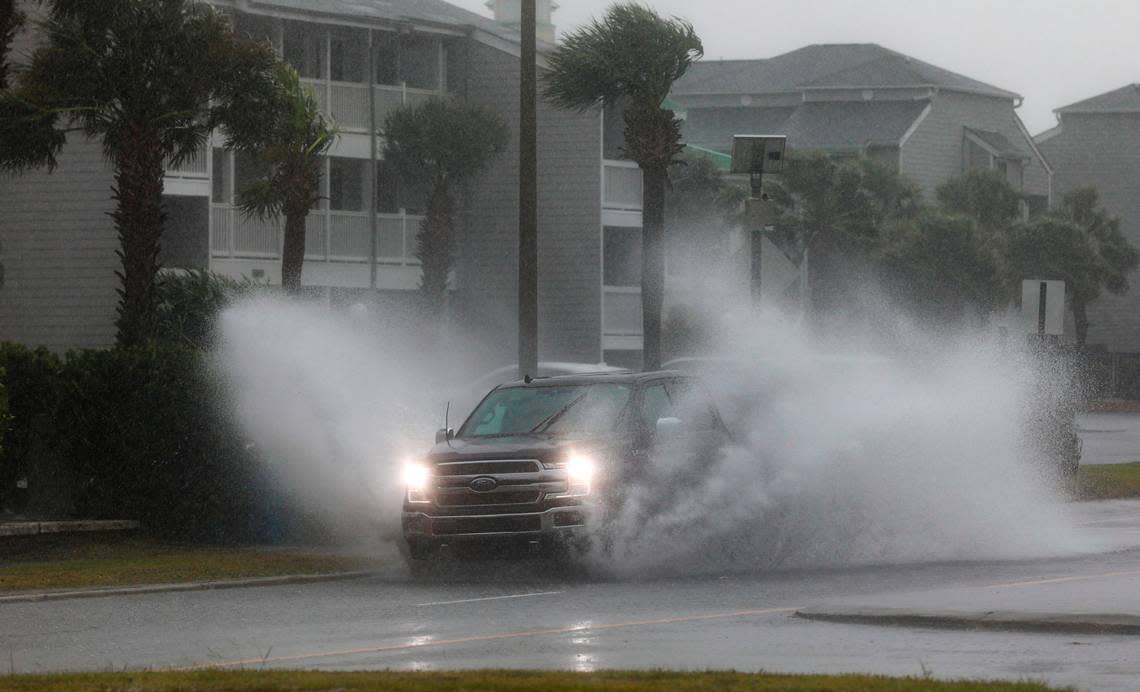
[154,270,253,350]
[0,367,8,459]
[0,342,263,542]
[0,344,65,515]
[54,344,262,542]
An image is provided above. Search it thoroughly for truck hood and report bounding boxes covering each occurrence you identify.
[427,433,615,464]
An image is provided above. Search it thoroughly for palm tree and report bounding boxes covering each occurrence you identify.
[544,3,702,370]
[218,62,336,293]
[0,0,275,346]
[0,0,23,91]
[384,97,509,318]
[1008,188,1140,346]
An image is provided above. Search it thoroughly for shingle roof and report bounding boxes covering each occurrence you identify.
[682,100,929,154]
[965,127,1029,159]
[782,100,929,151]
[1056,84,1140,114]
[672,44,1019,100]
[682,106,797,151]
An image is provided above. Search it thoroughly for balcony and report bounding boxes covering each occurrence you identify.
[302,79,441,133]
[209,205,422,266]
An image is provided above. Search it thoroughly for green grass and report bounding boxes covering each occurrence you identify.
[1073,461,1140,500]
[0,534,375,593]
[0,670,1065,691]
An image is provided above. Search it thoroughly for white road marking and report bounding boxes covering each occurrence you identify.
[415,590,564,607]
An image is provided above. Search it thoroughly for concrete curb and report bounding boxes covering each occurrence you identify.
[795,606,1140,636]
[0,520,140,537]
[0,570,378,605]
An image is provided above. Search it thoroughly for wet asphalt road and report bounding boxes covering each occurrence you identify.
[3,500,1140,690]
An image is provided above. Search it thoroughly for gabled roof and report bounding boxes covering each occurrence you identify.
[1056,84,1140,114]
[672,44,1019,101]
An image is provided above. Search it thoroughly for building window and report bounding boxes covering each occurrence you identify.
[604,226,642,287]
[374,31,400,86]
[400,35,440,90]
[329,157,368,212]
[330,28,367,83]
[211,148,232,204]
[233,12,277,47]
[283,21,325,79]
[233,151,269,203]
[375,160,430,214]
[373,32,440,89]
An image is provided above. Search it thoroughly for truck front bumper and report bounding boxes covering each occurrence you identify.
[401,504,590,546]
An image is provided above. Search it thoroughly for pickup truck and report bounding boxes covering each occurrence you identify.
[399,370,729,563]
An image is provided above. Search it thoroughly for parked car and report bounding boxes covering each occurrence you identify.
[400,370,730,563]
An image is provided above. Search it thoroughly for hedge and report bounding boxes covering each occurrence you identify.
[0,342,263,543]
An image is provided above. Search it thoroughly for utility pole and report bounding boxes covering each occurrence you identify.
[518,0,538,380]
[368,29,378,291]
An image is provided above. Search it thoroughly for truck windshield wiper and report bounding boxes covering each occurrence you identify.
[529,392,588,433]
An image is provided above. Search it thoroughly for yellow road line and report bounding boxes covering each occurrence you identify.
[981,566,1140,589]
[174,605,799,671]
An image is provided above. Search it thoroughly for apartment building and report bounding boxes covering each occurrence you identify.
[0,0,646,365]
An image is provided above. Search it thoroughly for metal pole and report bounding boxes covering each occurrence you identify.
[518,0,538,380]
[368,30,378,290]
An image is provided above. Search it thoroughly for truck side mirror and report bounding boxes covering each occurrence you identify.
[435,428,454,443]
[655,417,685,442]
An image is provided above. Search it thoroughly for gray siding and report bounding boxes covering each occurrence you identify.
[453,40,603,366]
[1039,112,1140,351]
[0,136,120,350]
[899,91,1050,201]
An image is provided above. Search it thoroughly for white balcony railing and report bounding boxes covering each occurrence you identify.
[602,286,642,336]
[301,79,443,133]
[602,160,643,211]
[165,144,209,179]
[210,205,422,266]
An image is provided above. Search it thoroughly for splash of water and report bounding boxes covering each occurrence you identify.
[216,294,1090,570]
[599,311,1091,575]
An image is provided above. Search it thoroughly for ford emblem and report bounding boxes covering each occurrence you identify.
[470,476,498,493]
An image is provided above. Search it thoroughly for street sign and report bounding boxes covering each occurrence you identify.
[1020,279,1065,335]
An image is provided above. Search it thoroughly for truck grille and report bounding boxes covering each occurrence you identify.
[431,515,542,535]
[435,460,541,476]
[436,490,542,507]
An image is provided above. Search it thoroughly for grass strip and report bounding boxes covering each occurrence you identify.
[0,535,373,593]
[1073,461,1140,500]
[0,670,1063,691]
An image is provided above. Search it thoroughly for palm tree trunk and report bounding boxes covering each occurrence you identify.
[280,211,307,293]
[112,127,166,347]
[416,181,454,319]
[641,165,667,371]
[1073,296,1090,347]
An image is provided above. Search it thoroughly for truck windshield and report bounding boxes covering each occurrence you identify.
[458,383,632,438]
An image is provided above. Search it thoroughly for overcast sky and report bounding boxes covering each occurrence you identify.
[448,0,1140,134]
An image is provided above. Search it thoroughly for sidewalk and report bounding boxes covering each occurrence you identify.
[797,560,1140,635]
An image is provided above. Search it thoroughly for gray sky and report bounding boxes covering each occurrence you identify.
[448,0,1140,134]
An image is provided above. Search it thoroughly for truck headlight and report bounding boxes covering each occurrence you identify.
[556,454,595,498]
[403,461,431,503]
